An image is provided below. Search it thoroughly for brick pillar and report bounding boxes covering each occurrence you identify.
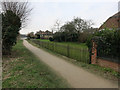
[91,40,97,64]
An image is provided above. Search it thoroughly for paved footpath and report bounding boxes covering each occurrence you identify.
[23,40,118,88]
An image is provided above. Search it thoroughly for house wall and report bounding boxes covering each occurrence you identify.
[40,35,53,39]
[93,12,120,72]
[44,35,53,39]
[99,12,120,30]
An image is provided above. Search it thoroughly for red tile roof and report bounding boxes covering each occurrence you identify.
[99,12,120,30]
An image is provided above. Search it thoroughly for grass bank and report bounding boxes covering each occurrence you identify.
[28,39,120,81]
[2,40,70,88]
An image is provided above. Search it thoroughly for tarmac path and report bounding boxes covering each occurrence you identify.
[23,40,118,88]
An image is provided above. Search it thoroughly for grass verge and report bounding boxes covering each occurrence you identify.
[2,40,70,88]
[28,39,120,81]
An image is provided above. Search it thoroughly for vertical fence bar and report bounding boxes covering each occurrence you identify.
[54,43,56,52]
[67,44,69,57]
[46,42,47,48]
[41,41,42,47]
[85,49,88,63]
[80,48,82,62]
[85,48,87,63]
[47,42,50,49]
[48,42,49,49]
[86,49,88,63]
[42,41,43,48]
[85,49,86,63]
[40,41,41,46]
[44,42,45,48]
[55,43,57,53]
[53,42,54,51]
[39,41,40,46]
[82,48,84,62]
[40,41,41,47]
[45,42,47,48]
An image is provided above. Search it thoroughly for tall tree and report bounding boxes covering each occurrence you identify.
[1,1,32,55]
[72,17,94,33]
[72,17,94,42]
[2,10,21,54]
[1,1,32,27]
[52,19,62,33]
[53,17,94,42]
[60,22,76,42]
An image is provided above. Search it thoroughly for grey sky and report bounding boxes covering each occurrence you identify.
[20,0,119,34]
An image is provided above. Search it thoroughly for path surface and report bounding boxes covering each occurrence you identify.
[23,40,118,88]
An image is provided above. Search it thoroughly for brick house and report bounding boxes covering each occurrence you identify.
[35,30,53,39]
[99,11,120,30]
[91,12,120,72]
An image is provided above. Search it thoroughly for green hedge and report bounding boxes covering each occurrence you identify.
[86,28,120,62]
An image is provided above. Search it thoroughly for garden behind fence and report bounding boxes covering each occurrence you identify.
[31,40,89,64]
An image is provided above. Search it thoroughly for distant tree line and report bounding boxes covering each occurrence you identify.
[27,17,97,43]
[27,30,53,40]
[53,17,97,43]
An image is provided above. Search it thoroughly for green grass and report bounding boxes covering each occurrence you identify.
[37,39,88,48]
[32,39,89,63]
[2,40,70,88]
[28,40,120,81]
[38,39,50,42]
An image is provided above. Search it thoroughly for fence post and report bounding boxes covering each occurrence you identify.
[91,40,97,64]
[55,43,56,52]
[41,41,42,47]
[67,44,69,57]
[53,42,54,51]
[48,42,49,49]
[42,41,43,48]
[80,48,82,62]
[39,41,40,46]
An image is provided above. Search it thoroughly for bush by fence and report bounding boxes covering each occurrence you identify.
[86,28,120,63]
[31,40,89,64]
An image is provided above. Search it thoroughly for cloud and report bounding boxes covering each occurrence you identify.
[20,1,118,34]
[28,0,119,3]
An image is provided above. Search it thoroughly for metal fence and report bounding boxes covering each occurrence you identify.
[97,44,120,63]
[31,40,89,64]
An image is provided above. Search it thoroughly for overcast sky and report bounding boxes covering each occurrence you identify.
[19,0,119,34]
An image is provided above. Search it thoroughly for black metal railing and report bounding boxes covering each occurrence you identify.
[31,40,90,64]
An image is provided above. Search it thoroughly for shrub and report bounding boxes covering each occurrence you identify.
[2,10,21,55]
[49,37,54,41]
[27,32,36,39]
[86,28,120,60]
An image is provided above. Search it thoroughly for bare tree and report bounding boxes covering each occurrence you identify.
[1,0,32,27]
[72,17,94,33]
[53,19,62,32]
